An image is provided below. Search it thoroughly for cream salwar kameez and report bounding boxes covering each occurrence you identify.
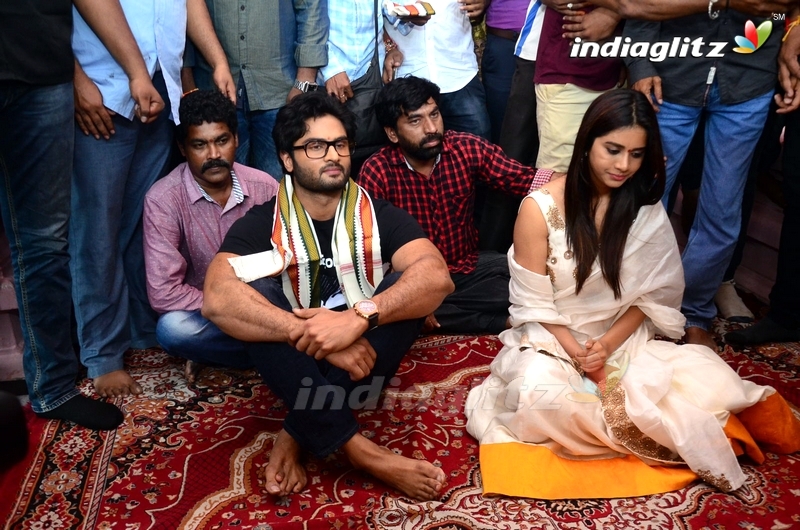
[465,190,800,499]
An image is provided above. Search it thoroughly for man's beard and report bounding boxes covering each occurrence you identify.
[399,132,443,161]
[200,158,232,173]
[292,161,351,192]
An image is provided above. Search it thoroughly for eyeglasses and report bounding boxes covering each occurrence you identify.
[292,139,353,159]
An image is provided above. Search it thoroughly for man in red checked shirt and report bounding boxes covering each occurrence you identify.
[360,76,560,335]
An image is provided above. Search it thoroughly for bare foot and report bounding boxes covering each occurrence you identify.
[683,326,718,352]
[265,429,307,496]
[343,433,446,500]
[184,360,204,384]
[93,369,142,398]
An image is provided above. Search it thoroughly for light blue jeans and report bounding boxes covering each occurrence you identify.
[71,72,173,379]
[0,81,80,412]
[657,83,773,330]
[156,310,250,367]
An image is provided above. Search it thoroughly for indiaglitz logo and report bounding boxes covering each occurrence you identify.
[733,20,773,54]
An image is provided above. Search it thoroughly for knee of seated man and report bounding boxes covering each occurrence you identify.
[156,311,204,352]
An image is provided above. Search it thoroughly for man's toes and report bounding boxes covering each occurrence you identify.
[131,381,143,395]
[266,470,285,495]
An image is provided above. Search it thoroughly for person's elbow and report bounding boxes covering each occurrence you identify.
[200,256,230,322]
[200,289,220,322]
[430,256,455,301]
[613,0,640,20]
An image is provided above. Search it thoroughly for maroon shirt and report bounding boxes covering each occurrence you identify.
[359,131,551,275]
[143,162,278,313]
[534,6,621,91]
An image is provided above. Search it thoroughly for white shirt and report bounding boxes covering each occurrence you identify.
[385,0,476,93]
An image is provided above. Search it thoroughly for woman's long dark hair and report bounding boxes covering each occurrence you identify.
[564,89,666,299]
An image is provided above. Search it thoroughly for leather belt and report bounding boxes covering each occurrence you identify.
[486,26,520,41]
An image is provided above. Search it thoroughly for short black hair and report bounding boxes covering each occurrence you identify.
[375,76,441,129]
[272,91,357,163]
[177,89,237,144]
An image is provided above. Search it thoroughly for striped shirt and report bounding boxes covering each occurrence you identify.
[514,0,546,61]
[197,171,244,205]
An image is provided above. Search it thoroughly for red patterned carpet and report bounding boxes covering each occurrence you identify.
[2,321,800,530]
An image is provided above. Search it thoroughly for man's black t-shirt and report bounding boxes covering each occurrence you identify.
[220,196,427,309]
[0,1,74,84]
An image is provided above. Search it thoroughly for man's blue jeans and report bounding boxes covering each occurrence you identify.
[482,33,518,143]
[0,81,80,413]
[438,75,491,140]
[71,72,173,379]
[183,273,422,457]
[156,310,250,366]
[657,83,773,330]
[235,77,282,181]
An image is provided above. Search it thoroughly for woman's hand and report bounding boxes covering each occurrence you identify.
[576,338,609,374]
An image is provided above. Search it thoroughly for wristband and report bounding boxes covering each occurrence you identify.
[784,17,800,42]
[530,168,555,192]
[708,0,719,20]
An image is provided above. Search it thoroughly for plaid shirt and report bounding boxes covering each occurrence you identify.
[359,131,551,274]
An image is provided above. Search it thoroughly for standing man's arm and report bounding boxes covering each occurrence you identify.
[288,0,329,101]
[548,0,798,20]
[187,0,236,103]
[624,19,663,112]
[777,8,800,113]
[73,0,164,122]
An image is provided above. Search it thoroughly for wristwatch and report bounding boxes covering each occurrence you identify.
[354,299,379,331]
[293,80,319,93]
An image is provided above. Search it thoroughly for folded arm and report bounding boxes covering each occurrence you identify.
[291,238,454,357]
[202,252,304,342]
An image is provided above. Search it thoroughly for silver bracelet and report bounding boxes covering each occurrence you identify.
[708,0,720,20]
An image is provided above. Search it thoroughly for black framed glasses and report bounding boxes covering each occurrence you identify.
[292,139,353,159]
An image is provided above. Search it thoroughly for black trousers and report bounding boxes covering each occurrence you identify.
[769,109,800,328]
[434,251,510,335]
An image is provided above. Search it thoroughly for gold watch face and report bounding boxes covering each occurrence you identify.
[356,300,378,315]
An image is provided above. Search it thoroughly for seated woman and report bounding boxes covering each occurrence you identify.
[465,89,800,499]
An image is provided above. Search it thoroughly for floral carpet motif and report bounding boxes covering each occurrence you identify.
[2,325,799,530]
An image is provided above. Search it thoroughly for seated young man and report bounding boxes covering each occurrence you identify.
[359,76,558,334]
[143,89,278,380]
[201,92,454,500]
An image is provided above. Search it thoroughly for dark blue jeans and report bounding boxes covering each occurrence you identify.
[438,75,491,140]
[234,77,283,181]
[482,33,518,144]
[190,272,422,457]
[0,81,80,413]
[71,72,173,377]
